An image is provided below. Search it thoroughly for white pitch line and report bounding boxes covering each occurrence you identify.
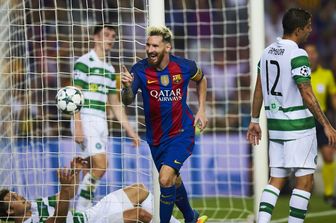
[271,210,336,223]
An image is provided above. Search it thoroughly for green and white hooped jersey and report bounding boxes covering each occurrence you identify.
[25,195,87,223]
[73,49,117,118]
[259,38,315,140]
[24,195,58,223]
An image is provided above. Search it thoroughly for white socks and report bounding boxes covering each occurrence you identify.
[288,189,311,223]
[257,184,280,223]
[76,173,99,211]
[257,185,311,223]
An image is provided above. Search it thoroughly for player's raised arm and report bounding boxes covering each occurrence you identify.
[121,65,135,105]
[45,168,79,223]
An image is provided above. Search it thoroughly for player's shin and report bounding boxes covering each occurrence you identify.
[76,172,99,211]
[160,186,176,223]
[257,184,280,223]
[175,181,194,221]
[288,189,311,223]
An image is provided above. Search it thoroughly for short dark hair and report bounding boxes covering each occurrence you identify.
[0,189,12,220]
[93,24,117,35]
[282,8,311,35]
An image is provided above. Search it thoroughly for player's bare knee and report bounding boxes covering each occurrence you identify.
[134,183,149,201]
[91,158,108,178]
[137,183,147,192]
[128,183,147,193]
[159,175,174,187]
[269,177,287,190]
[159,166,177,187]
[92,154,109,170]
[138,184,149,197]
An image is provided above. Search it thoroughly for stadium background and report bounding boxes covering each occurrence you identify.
[0,0,335,222]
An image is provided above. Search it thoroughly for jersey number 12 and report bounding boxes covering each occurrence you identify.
[266,60,282,96]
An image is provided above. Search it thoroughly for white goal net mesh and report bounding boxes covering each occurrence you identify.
[0,0,254,222]
[165,1,253,221]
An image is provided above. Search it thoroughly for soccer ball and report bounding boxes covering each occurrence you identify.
[56,86,84,114]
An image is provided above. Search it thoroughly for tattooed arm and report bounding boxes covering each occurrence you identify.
[297,82,329,126]
[297,81,336,145]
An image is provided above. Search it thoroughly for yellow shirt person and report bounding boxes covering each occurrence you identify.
[311,65,336,112]
[306,44,336,206]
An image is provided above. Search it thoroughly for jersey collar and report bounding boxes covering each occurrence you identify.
[276,37,298,47]
[90,49,105,63]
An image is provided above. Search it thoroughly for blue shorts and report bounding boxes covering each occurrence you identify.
[149,134,195,173]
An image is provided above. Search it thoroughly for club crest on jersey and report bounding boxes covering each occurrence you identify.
[269,99,280,113]
[89,83,99,92]
[172,74,182,83]
[160,75,170,86]
[89,83,108,93]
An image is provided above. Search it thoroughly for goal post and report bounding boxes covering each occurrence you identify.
[249,0,268,218]
[147,0,165,221]
[148,0,165,26]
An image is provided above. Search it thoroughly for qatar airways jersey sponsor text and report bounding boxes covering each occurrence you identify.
[149,88,182,101]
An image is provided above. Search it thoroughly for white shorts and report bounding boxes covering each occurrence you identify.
[269,134,317,169]
[71,114,108,157]
[84,189,134,223]
[270,167,315,177]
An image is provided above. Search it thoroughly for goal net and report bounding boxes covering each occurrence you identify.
[165,1,254,221]
[0,0,257,222]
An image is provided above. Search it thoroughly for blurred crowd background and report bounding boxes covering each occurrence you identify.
[6,0,252,138]
[265,0,336,74]
[6,0,336,139]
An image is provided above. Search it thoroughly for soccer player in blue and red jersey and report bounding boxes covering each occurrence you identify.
[121,26,208,223]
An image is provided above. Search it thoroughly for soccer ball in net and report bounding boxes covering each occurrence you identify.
[56,86,84,114]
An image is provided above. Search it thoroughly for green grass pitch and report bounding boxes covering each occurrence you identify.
[173,194,336,222]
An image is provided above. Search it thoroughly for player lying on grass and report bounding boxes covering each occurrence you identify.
[0,158,181,223]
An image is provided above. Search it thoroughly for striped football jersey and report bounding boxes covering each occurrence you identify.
[131,54,204,145]
[258,37,315,140]
[73,49,117,118]
[24,195,87,223]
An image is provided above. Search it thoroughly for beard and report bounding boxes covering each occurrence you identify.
[147,51,165,67]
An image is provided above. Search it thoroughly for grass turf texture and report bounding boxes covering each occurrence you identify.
[172,194,336,222]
